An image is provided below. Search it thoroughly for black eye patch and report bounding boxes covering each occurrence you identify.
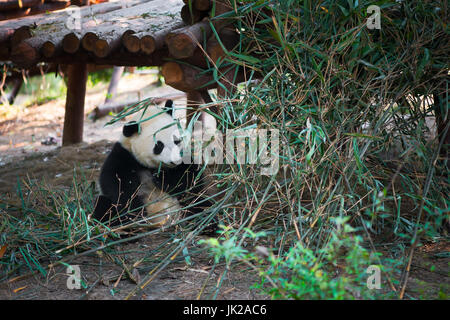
[174,138,182,145]
[153,141,164,155]
[123,121,140,137]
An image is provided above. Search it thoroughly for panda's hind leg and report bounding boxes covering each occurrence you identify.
[144,193,182,228]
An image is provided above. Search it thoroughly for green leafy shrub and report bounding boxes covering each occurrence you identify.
[201,218,391,299]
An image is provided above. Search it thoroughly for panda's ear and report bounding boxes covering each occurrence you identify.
[123,121,140,137]
[164,99,174,116]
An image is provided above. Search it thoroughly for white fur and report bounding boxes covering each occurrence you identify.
[120,106,183,168]
[119,105,183,228]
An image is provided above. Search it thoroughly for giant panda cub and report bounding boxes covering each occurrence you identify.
[92,100,212,231]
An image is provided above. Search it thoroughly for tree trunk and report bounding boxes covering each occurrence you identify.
[6,77,23,104]
[104,66,124,103]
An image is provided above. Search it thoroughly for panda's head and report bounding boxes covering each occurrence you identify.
[120,100,183,168]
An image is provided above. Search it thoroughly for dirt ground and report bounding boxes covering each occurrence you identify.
[0,73,448,300]
[0,73,266,300]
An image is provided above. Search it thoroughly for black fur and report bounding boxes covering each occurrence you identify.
[122,121,140,137]
[92,142,211,226]
[153,141,164,155]
[164,100,174,116]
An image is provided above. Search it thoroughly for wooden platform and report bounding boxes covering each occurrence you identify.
[0,0,240,145]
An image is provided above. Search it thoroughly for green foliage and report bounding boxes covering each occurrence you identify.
[19,73,66,105]
[204,0,448,240]
[0,170,100,280]
[201,219,389,299]
[87,68,114,87]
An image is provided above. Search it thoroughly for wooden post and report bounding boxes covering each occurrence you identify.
[62,63,88,146]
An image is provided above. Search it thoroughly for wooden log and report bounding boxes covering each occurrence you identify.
[182,0,211,11]
[195,0,211,11]
[206,27,239,64]
[210,0,234,31]
[61,32,81,53]
[94,29,134,58]
[0,29,14,44]
[165,21,212,59]
[40,46,169,67]
[180,4,207,25]
[0,0,43,11]
[10,36,43,67]
[62,63,88,146]
[0,0,145,29]
[10,25,32,46]
[0,0,147,44]
[136,22,184,55]
[0,7,32,21]
[161,61,213,92]
[12,28,76,65]
[0,45,9,60]
[75,0,182,55]
[80,31,97,52]
[161,61,245,92]
[0,1,71,21]
[122,32,140,53]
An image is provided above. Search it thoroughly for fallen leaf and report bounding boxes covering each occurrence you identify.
[13,286,27,293]
[0,245,7,258]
